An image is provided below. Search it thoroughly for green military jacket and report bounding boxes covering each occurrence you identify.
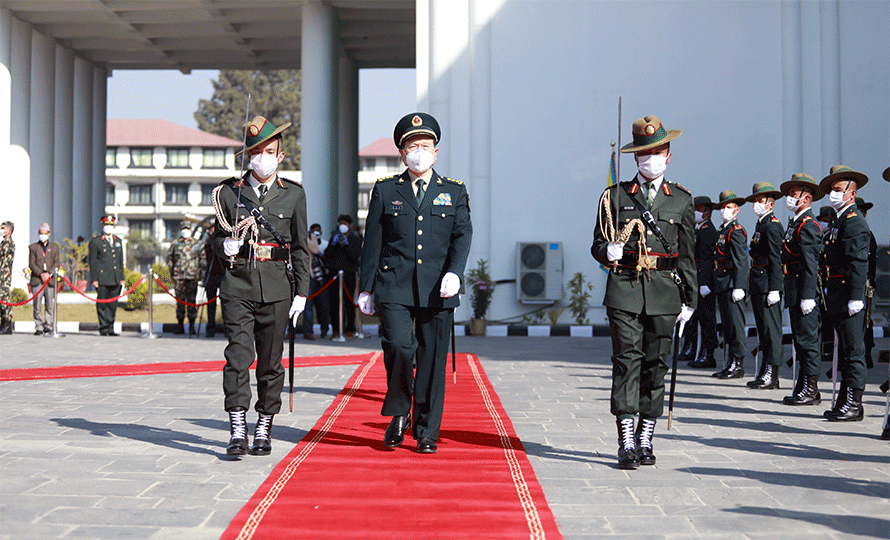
[167,237,206,281]
[713,219,748,293]
[782,209,822,306]
[360,169,473,308]
[210,173,310,302]
[819,203,870,316]
[88,234,124,286]
[748,212,784,295]
[591,177,697,315]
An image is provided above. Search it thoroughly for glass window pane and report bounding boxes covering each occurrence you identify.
[128,184,153,205]
[106,148,117,168]
[166,148,190,168]
[106,184,115,206]
[165,183,189,205]
[201,184,216,206]
[130,148,153,168]
[164,219,181,241]
[129,220,153,235]
[202,148,226,168]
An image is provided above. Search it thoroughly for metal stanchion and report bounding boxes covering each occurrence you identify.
[354,269,367,339]
[333,270,346,342]
[49,269,64,338]
[141,270,160,339]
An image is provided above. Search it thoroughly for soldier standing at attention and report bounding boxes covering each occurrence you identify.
[591,115,696,469]
[684,196,719,369]
[780,174,825,407]
[0,221,14,335]
[745,182,785,390]
[711,191,750,380]
[818,165,871,422]
[167,222,206,335]
[88,216,125,336]
[211,116,310,456]
[358,112,473,454]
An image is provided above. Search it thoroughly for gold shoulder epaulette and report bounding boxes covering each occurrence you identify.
[770,216,780,223]
[847,211,857,218]
[670,181,691,195]
[444,177,464,185]
[377,175,398,183]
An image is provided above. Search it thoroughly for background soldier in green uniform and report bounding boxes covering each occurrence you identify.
[0,221,14,334]
[711,191,749,380]
[780,174,825,407]
[682,196,719,369]
[167,222,206,335]
[211,116,310,456]
[592,115,696,469]
[855,197,877,366]
[88,216,125,336]
[746,182,785,390]
[818,165,871,422]
[359,112,473,454]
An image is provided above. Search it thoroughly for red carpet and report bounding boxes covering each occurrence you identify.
[222,352,562,540]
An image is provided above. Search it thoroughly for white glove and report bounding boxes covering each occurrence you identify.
[358,292,375,315]
[848,300,864,316]
[223,238,243,257]
[440,272,461,298]
[732,289,745,303]
[767,291,781,306]
[699,285,711,297]
[800,299,816,315]
[289,296,306,327]
[606,242,625,262]
[676,304,694,324]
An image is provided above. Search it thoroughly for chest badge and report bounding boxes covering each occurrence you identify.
[433,193,452,206]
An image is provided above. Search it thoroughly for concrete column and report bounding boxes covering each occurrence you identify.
[820,0,841,167]
[7,16,32,290]
[72,56,93,239]
[799,0,822,175]
[92,66,107,233]
[9,15,30,150]
[415,0,430,112]
[780,0,803,179]
[337,57,358,222]
[301,1,338,232]
[31,30,55,239]
[54,46,75,241]
[1,8,10,149]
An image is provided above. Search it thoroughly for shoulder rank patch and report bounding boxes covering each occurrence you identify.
[444,177,464,185]
[629,183,640,194]
[770,216,780,223]
[377,175,399,183]
[846,211,857,218]
[662,183,672,196]
[670,182,691,195]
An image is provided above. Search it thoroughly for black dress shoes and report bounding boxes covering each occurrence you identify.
[383,415,411,447]
[416,437,438,454]
[716,358,744,379]
[637,446,656,466]
[617,447,639,469]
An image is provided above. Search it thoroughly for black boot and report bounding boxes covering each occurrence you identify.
[678,326,698,364]
[717,357,744,379]
[174,319,185,334]
[188,319,196,335]
[616,418,639,470]
[226,407,248,456]
[747,361,768,387]
[206,321,215,338]
[825,388,864,422]
[784,374,822,405]
[636,417,657,466]
[689,348,717,369]
[0,318,12,334]
[749,364,780,390]
[823,380,847,416]
[250,413,274,455]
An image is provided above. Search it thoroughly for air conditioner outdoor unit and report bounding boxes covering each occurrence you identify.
[516,242,563,304]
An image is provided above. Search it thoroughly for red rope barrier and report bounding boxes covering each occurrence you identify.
[0,277,51,306]
[154,277,219,307]
[306,276,338,300]
[342,278,358,307]
[60,275,145,303]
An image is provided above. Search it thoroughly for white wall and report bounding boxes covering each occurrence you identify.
[421,0,890,324]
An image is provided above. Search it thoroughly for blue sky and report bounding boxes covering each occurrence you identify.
[106,68,416,149]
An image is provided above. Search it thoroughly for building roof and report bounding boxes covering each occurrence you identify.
[359,137,400,158]
[107,119,242,148]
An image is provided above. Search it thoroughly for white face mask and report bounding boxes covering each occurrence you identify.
[102,225,114,235]
[752,202,769,217]
[251,153,280,178]
[404,149,435,173]
[180,229,192,239]
[694,211,705,224]
[636,153,668,179]
[338,224,349,234]
[785,196,800,212]
[829,189,849,211]
[39,234,50,242]
[720,207,737,223]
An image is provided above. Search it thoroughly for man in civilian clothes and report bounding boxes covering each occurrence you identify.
[28,222,60,335]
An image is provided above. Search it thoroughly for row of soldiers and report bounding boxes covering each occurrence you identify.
[681,166,884,426]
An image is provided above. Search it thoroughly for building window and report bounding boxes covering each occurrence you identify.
[106,184,115,206]
[166,148,190,168]
[360,158,373,172]
[106,148,117,168]
[203,148,226,168]
[128,184,153,205]
[165,183,190,205]
[129,219,153,236]
[385,157,400,170]
[130,148,153,168]
[164,219,182,241]
[201,184,216,206]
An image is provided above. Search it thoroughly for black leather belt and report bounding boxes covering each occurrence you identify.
[615,253,678,271]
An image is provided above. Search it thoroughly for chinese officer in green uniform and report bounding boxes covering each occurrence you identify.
[211,116,310,456]
[591,115,696,469]
[818,165,871,422]
[745,182,785,390]
[711,190,749,380]
[358,112,473,454]
[780,173,825,406]
[88,215,125,336]
[684,196,719,368]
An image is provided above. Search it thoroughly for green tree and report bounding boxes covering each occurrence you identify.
[195,70,302,171]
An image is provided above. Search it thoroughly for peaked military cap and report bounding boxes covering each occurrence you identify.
[819,165,868,193]
[393,112,440,148]
[620,115,682,153]
[713,190,746,208]
[100,215,116,225]
[745,182,782,202]
[236,115,291,157]
[780,173,824,201]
